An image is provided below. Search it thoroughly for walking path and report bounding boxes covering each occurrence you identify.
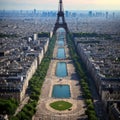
[33,33,87,120]
[14,95,29,116]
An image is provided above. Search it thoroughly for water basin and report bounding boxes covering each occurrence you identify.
[56,62,67,77]
[58,40,64,46]
[57,48,66,59]
[52,84,71,98]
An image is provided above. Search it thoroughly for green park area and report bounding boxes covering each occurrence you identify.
[50,101,72,111]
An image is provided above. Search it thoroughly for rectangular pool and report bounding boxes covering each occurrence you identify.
[56,62,67,77]
[52,85,71,98]
[57,40,64,46]
[57,48,66,59]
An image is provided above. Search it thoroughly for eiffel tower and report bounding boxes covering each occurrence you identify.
[53,0,69,35]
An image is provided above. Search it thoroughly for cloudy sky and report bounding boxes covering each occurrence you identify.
[0,0,120,10]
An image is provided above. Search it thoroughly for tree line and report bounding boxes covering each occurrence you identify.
[66,33,98,120]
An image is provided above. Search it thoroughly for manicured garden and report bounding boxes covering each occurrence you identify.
[50,101,72,111]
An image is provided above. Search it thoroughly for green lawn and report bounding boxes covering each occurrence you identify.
[50,101,72,111]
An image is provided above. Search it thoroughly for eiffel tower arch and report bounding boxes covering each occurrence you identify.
[53,0,69,35]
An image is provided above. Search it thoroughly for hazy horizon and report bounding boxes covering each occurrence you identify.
[0,0,120,11]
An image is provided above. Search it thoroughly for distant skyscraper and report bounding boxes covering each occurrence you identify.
[88,11,93,17]
[113,12,115,18]
[106,12,108,19]
[34,9,36,15]
[65,11,69,17]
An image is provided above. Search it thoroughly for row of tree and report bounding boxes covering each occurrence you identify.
[38,32,50,37]
[66,33,98,120]
[72,32,112,40]
[0,33,18,38]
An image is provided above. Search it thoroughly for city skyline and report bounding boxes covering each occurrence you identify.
[0,0,120,10]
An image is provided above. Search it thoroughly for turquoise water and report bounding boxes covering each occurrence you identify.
[58,40,64,46]
[57,48,66,59]
[52,85,71,98]
[56,62,67,77]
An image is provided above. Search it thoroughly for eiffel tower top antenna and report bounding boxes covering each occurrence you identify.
[59,0,64,12]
